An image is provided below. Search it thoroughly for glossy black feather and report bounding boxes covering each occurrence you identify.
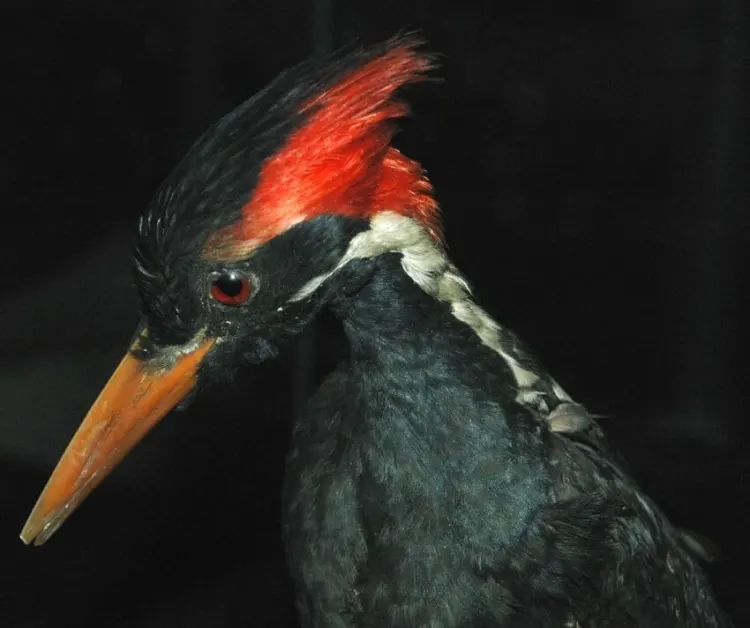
[281,251,732,627]
[120,37,732,626]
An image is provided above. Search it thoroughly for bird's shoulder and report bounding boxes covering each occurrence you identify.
[487,403,732,627]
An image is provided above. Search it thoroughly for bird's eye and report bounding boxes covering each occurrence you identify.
[209,270,252,306]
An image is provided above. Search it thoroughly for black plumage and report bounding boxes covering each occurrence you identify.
[21,38,732,627]
[281,245,729,627]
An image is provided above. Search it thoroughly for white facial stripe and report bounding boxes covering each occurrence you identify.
[290,212,572,408]
[138,326,213,373]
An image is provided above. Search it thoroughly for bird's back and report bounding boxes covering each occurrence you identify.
[281,253,732,627]
[284,374,731,627]
[514,424,733,627]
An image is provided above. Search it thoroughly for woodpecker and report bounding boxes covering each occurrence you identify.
[21,38,732,627]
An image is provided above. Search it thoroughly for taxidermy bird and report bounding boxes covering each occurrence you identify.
[21,38,732,627]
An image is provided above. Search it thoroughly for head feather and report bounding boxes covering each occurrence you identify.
[203,37,440,260]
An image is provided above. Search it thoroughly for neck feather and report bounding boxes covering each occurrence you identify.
[296,212,571,414]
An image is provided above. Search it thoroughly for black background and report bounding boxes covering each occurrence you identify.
[1,1,747,626]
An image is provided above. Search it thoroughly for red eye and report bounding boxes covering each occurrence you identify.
[209,270,252,305]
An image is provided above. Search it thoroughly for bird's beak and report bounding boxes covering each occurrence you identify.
[19,329,216,546]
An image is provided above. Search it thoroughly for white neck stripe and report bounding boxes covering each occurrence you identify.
[290,212,572,409]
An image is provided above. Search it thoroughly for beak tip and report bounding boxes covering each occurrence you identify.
[20,502,58,547]
[19,513,42,546]
[19,526,38,546]
[20,522,53,547]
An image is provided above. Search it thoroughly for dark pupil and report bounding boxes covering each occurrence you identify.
[215,272,243,297]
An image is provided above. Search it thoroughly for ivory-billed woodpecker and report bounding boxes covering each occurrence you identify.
[21,38,732,627]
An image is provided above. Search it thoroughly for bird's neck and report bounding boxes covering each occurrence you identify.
[285,252,547,574]
[335,254,496,374]
[329,245,565,417]
[320,252,551,545]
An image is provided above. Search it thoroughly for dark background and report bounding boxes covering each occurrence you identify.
[1,1,747,626]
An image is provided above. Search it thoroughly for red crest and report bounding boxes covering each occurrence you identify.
[204,39,441,260]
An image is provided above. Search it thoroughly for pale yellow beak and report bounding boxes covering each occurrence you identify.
[20,335,215,546]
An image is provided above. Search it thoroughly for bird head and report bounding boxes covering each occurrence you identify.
[20,38,441,545]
